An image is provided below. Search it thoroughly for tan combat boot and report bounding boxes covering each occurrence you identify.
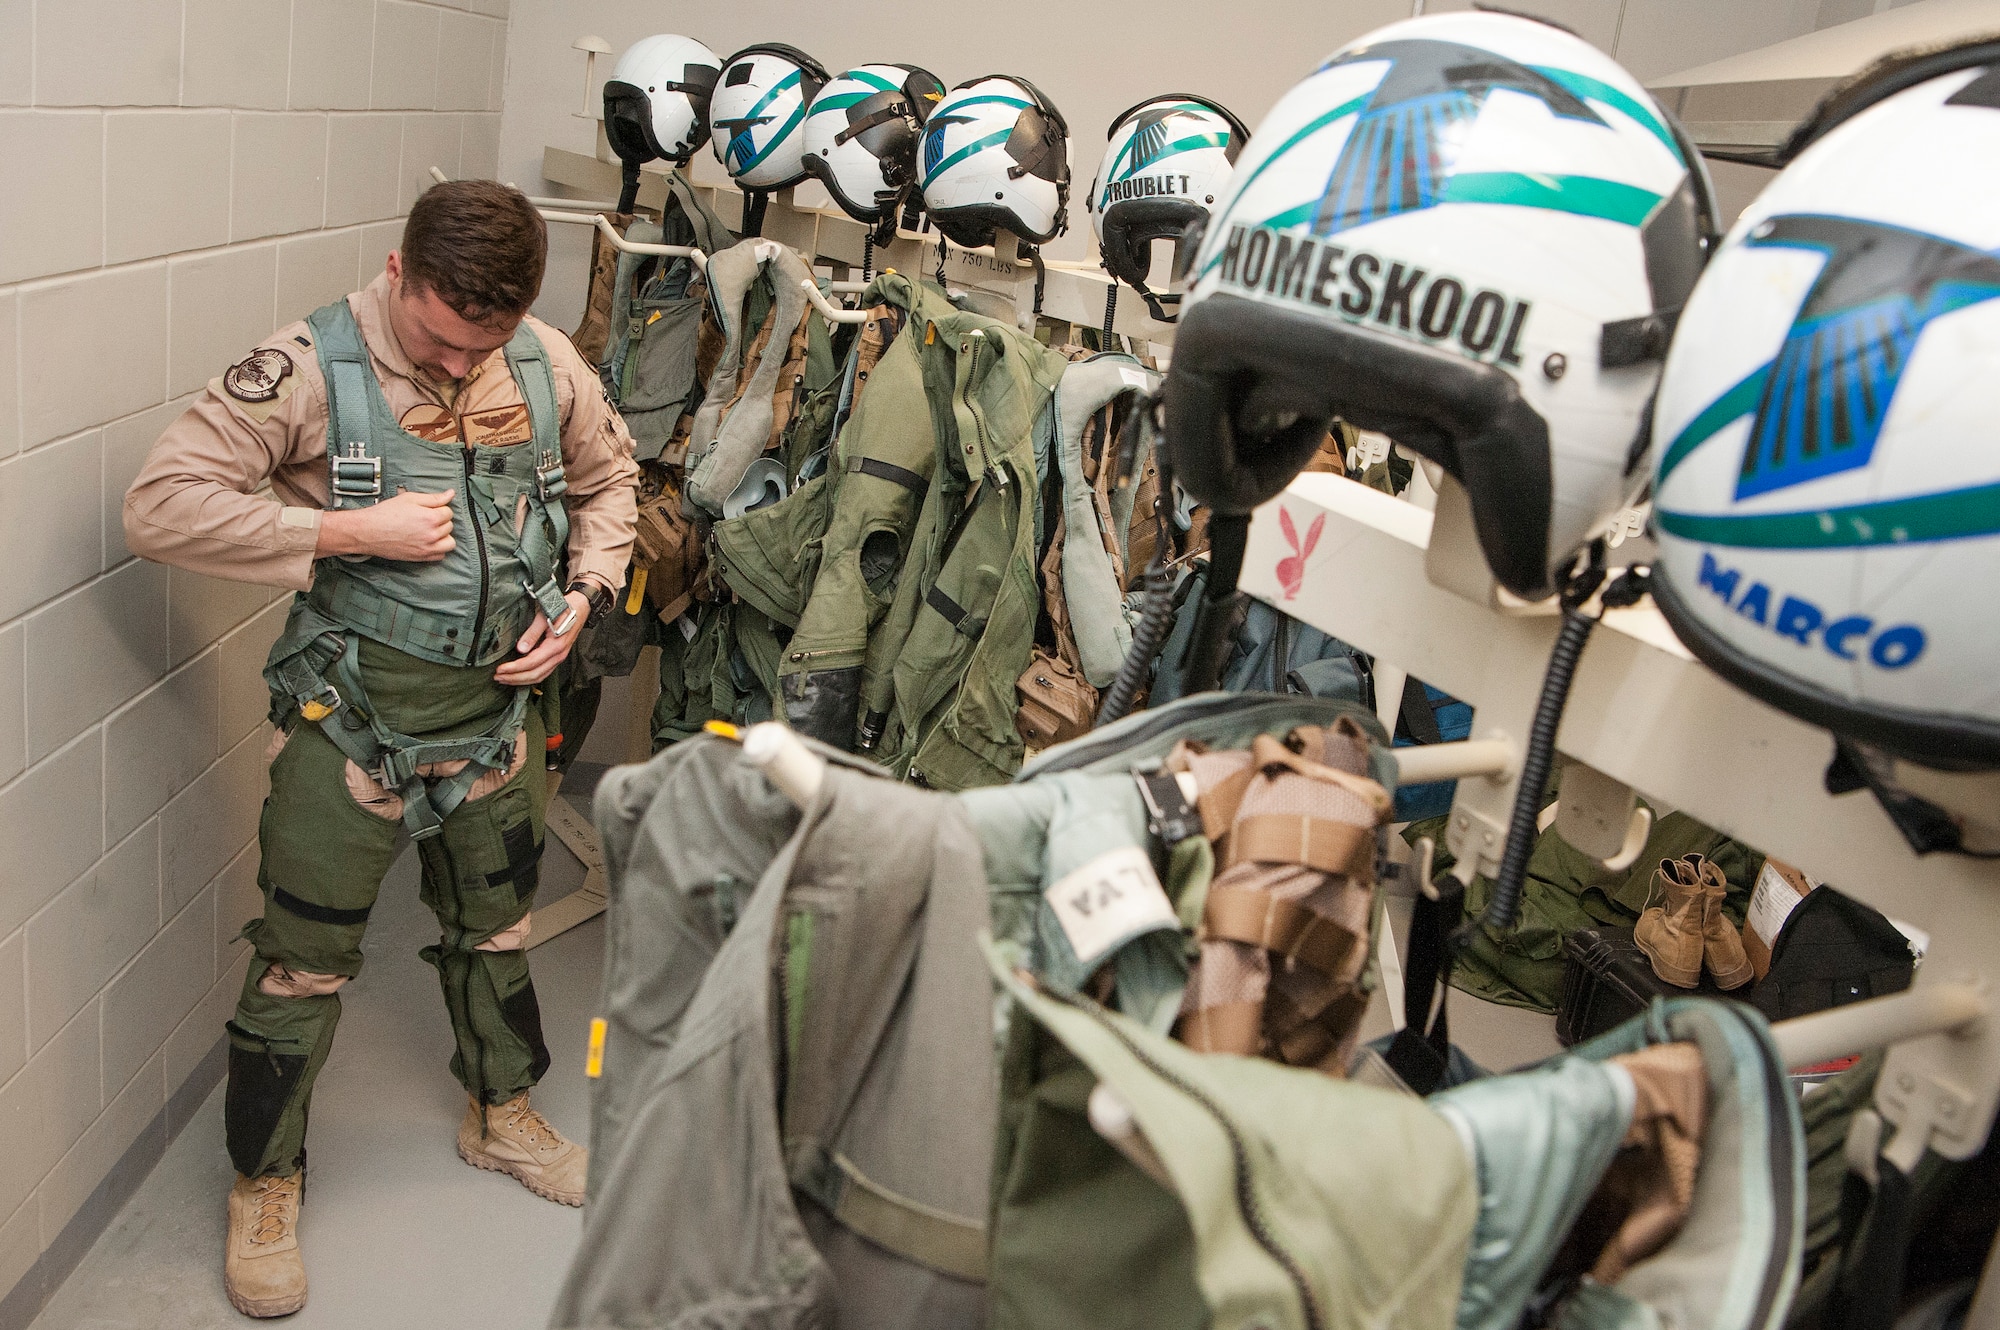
[1691,854,1754,990]
[1634,857,1705,989]
[225,1172,307,1318]
[457,1093,588,1206]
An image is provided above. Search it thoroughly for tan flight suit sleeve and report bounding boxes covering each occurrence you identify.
[121,329,333,591]
[536,317,639,595]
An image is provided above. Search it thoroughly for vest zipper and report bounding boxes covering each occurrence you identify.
[463,444,491,655]
[1045,986,1326,1330]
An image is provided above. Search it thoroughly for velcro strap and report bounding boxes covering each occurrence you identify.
[925,586,984,638]
[1202,884,1363,979]
[1223,814,1375,880]
[846,454,928,495]
[1178,1001,1261,1056]
[272,887,372,928]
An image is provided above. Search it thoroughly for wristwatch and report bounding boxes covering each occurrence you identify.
[567,579,616,627]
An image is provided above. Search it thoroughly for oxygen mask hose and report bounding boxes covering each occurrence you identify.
[1096,521,1177,727]
[1455,551,1651,946]
[1096,414,1176,728]
[1101,283,1118,349]
[1179,511,1250,697]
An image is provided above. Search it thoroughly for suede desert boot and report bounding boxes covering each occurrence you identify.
[1692,854,1754,990]
[1634,856,1706,989]
[457,1092,588,1205]
[225,1171,307,1318]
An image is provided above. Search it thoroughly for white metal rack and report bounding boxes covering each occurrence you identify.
[520,139,2000,1314]
[538,145,1180,346]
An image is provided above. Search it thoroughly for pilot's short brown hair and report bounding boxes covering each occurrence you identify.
[399,180,548,325]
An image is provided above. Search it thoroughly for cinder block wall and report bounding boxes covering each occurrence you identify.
[0,1,506,1319]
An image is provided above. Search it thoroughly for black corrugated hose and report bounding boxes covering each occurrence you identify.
[1096,541,1177,727]
[1461,552,1652,940]
[1102,283,1118,350]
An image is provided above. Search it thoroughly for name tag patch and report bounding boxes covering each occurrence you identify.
[1045,845,1178,968]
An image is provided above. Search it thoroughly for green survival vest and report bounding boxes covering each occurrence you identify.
[769,274,963,746]
[262,299,569,840]
[863,308,1069,789]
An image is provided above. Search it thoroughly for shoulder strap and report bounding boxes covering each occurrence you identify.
[306,300,383,505]
[501,320,571,579]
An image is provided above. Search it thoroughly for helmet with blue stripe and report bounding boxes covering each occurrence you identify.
[1163,11,1715,600]
[1088,94,1248,307]
[1651,36,2000,782]
[920,75,1070,248]
[802,64,946,234]
[710,44,831,191]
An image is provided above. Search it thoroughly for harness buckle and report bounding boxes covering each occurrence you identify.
[330,444,383,502]
[536,449,568,502]
[299,684,341,723]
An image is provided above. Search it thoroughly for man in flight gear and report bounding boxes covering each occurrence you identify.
[124,181,639,1318]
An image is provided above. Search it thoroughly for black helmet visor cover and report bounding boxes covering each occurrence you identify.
[1164,292,1554,597]
[603,61,719,164]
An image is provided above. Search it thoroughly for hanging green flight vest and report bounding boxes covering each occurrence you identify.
[767,274,962,746]
[262,298,570,841]
[865,309,1069,790]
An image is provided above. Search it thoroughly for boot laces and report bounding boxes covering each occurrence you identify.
[248,1175,298,1246]
[494,1097,560,1157]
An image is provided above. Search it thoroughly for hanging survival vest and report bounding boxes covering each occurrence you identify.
[863,309,1070,790]
[597,172,738,462]
[769,273,962,747]
[262,299,570,841]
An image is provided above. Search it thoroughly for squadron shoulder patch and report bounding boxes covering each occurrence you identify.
[223,348,295,404]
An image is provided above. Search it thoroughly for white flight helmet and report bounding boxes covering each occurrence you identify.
[710,43,831,191]
[1165,11,1715,602]
[1650,37,2000,850]
[1088,94,1248,319]
[920,76,1071,248]
[802,64,946,237]
[602,34,722,168]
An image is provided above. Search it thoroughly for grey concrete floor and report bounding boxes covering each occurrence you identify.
[28,768,1562,1330]
[28,826,604,1330]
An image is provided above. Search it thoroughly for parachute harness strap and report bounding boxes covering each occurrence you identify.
[1457,542,1652,945]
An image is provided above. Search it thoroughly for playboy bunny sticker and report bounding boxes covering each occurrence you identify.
[1275,506,1324,600]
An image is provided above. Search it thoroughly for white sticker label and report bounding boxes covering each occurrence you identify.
[1746,861,1807,947]
[676,613,698,642]
[1045,845,1178,968]
[1117,367,1154,392]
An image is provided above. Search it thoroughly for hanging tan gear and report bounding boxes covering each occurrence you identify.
[1014,649,1097,750]
[632,463,704,625]
[570,211,639,368]
[1169,718,1391,1074]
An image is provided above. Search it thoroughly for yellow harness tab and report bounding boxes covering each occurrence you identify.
[625,567,649,614]
[586,1017,607,1078]
[300,699,335,722]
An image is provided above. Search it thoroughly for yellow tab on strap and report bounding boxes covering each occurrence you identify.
[704,720,743,741]
[585,1017,607,1079]
[625,567,648,614]
[300,699,334,722]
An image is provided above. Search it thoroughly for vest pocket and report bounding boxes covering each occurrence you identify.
[619,295,704,455]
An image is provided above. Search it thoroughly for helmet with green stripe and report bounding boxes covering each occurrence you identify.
[1651,36,2000,792]
[920,75,1070,248]
[710,44,831,191]
[1164,11,1715,600]
[802,64,946,235]
[1088,94,1248,315]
